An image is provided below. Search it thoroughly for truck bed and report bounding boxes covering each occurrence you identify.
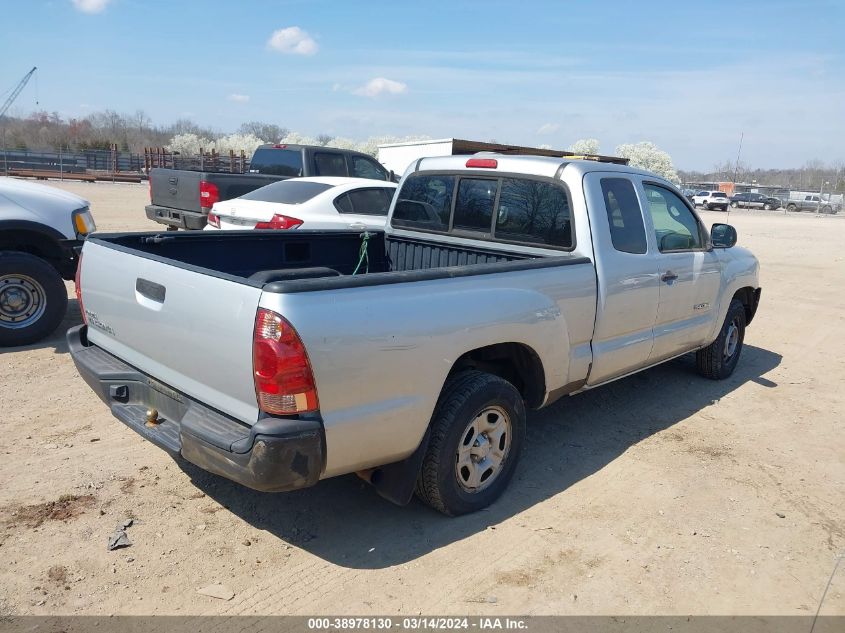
[92,230,580,292]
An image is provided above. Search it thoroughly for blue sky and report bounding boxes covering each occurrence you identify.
[2,0,843,170]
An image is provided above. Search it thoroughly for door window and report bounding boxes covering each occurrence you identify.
[644,184,703,252]
[341,188,394,216]
[600,178,647,254]
[314,152,348,176]
[350,156,388,180]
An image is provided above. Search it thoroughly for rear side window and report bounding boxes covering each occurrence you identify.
[495,178,572,248]
[350,156,388,180]
[392,175,455,230]
[249,148,303,177]
[453,178,498,232]
[314,152,348,176]
[240,180,333,204]
[335,188,394,216]
[600,178,647,254]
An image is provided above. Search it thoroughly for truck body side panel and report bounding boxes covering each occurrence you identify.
[260,263,597,477]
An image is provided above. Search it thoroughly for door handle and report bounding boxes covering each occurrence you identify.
[661,271,678,283]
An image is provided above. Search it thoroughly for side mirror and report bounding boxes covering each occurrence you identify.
[711,223,737,248]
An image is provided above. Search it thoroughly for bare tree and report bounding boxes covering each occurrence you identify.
[238,121,288,143]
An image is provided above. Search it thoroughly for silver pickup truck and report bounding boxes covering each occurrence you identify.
[69,155,761,515]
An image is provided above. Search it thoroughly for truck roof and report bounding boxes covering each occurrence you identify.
[410,153,674,185]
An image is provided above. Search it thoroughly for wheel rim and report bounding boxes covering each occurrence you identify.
[723,317,740,360]
[0,274,47,329]
[455,405,512,493]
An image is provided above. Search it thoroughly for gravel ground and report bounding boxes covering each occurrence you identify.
[0,180,842,616]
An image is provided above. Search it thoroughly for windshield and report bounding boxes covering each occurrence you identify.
[712,192,727,198]
[240,180,333,204]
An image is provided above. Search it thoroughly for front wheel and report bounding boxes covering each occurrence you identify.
[730,201,738,208]
[763,203,773,210]
[696,299,746,380]
[822,205,833,214]
[0,252,68,347]
[415,371,526,516]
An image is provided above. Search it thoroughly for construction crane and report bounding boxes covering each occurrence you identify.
[0,67,37,119]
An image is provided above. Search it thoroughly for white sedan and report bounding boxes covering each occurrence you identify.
[204,177,397,231]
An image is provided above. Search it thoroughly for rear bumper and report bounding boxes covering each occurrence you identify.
[145,205,207,230]
[67,324,325,492]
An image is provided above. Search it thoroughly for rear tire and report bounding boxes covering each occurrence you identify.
[786,203,797,212]
[415,371,526,516]
[730,201,738,208]
[696,299,746,380]
[0,252,68,347]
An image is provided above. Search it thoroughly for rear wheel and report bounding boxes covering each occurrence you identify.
[786,203,797,212]
[763,203,773,210]
[822,205,833,214]
[730,201,738,208]
[415,371,526,516]
[696,299,746,380]
[0,252,68,347]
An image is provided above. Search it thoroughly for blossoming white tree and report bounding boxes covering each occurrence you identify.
[614,141,679,182]
[568,139,600,155]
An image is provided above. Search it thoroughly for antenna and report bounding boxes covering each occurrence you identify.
[727,132,744,224]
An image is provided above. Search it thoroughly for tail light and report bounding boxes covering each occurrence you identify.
[75,253,87,325]
[199,180,219,210]
[254,214,303,230]
[206,211,221,229]
[253,308,318,414]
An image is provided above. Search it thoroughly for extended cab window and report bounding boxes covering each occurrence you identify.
[392,174,455,230]
[350,156,388,181]
[249,148,303,177]
[600,178,647,254]
[454,178,498,232]
[314,152,348,176]
[495,178,572,248]
[644,184,703,252]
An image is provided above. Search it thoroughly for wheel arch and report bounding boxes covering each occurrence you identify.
[732,286,761,325]
[448,342,546,410]
[0,222,67,276]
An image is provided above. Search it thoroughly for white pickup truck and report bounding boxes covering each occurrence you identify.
[69,155,761,515]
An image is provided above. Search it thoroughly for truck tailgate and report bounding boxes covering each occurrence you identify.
[80,239,262,423]
[150,168,202,213]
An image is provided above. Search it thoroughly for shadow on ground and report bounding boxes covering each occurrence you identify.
[180,345,781,569]
[3,298,81,355]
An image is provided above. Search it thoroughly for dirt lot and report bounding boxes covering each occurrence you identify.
[0,180,842,616]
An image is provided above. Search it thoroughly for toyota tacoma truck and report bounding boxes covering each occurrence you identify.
[1,177,96,346]
[146,144,394,230]
[70,155,761,515]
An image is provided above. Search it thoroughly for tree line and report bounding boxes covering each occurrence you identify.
[1,110,841,189]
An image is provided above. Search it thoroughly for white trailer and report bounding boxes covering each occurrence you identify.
[377,138,627,176]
